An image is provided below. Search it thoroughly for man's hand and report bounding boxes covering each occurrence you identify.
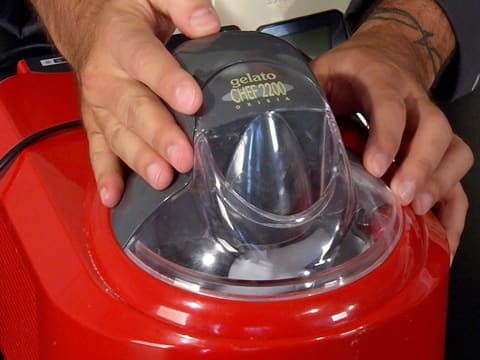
[31,0,220,207]
[311,0,473,257]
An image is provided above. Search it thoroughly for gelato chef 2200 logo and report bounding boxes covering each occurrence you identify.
[222,72,293,110]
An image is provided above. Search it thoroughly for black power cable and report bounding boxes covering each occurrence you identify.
[0,120,82,175]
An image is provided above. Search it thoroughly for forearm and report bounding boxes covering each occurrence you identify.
[29,0,106,69]
[355,0,455,90]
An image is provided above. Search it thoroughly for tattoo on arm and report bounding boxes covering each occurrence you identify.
[368,7,442,76]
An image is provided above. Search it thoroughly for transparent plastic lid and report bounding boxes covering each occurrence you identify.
[124,105,402,300]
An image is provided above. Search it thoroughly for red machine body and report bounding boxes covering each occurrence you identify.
[0,61,450,359]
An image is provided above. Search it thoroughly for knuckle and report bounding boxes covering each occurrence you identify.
[106,124,125,154]
[149,123,176,153]
[412,156,434,178]
[460,190,469,210]
[128,44,170,86]
[117,91,149,129]
[384,96,406,116]
[427,181,442,202]
[443,122,453,140]
[133,152,152,175]
[463,146,475,170]
[463,193,469,213]
[457,137,475,169]
[419,99,451,128]
[127,46,179,97]
[440,184,469,212]
[380,62,402,78]
[433,114,452,137]
[150,130,165,152]
[89,148,104,165]
[129,44,151,77]
[88,141,108,166]
[121,94,151,130]
[371,61,404,83]
[86,127,103,143]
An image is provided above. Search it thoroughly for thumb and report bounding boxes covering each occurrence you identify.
[151,0,221,38]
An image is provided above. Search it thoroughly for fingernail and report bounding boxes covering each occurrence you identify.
[189,8,220,33]
[397,180,416,205]
[167,144,184,171]
[100,187,113,207]
[147,163,163,189]
[413,192,434,215]
[175,83,196,112]
[371,153,389,177]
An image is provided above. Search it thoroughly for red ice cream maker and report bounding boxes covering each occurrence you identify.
[0,32,449,360]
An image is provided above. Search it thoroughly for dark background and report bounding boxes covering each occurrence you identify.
[445,87,480,360]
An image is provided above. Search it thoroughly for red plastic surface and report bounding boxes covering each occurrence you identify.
[0,67,450,359]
